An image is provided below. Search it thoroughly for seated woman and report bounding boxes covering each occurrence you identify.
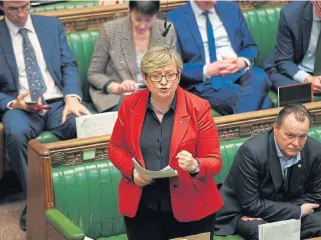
[88,0,176,112]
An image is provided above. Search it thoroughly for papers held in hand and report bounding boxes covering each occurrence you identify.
[132,158,178,180]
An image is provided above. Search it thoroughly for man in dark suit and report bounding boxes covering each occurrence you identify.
[215,104,321,240]
[263,1,321,93]
[0,0,90,231]
[168,0,272,115]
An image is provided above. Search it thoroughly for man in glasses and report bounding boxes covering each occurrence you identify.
[0,0,90,231]
[263,1,321,93]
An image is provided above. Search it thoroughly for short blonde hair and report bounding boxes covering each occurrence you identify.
[141,44,183,75]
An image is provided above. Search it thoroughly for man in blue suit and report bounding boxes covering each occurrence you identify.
[168,0,272,115]
[263,1,321,93]
[0,0,90,230]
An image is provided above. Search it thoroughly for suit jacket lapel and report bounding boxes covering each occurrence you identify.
[184,3,205,62]
[268,131,284,191]
[120,16,136,81]
[169,87,191,163]
[130,89,149,168]
[302,2,313,56]
[0,20,19,89]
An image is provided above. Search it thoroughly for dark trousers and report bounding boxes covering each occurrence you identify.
[235,211,321,240]
[124,205,216,240]
[190,67,272,115]
[2,99,76,198]
[267,70,298,91]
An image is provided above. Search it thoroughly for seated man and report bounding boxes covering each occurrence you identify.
[263,1,321,93]
[168,0,272,115]
[0,0,90,231]
[215,104,321,240]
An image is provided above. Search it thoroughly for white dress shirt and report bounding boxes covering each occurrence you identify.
[294,10,321,83]
[5,15,65,106]
[190,0,250,80]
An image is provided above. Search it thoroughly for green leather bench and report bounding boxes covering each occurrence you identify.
[45,125,321,240]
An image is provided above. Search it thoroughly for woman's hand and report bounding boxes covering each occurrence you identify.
[133,168,152,187]
[176,150,198,172]
[108,80,138,94]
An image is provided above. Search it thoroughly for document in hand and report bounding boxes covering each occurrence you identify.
[170,232,210,240]
[132,158,178,180]
[258,219,300,240]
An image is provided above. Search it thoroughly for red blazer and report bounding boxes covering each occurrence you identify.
[108,86,223,222]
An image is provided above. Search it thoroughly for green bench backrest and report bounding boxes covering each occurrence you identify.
[52,160,125,239]
[243,6,282,66]
[31,1,98,13]
[66,30,100,102]
[52,126,321,238]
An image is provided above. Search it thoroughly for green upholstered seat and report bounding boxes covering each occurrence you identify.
[31,1,98,13]
[243,7,282,66]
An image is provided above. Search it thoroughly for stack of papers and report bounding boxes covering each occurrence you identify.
[259,219,300,240]
[132,158,178,180]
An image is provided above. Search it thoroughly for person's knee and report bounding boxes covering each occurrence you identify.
[4,120,30,146]
[249,68,272,89]
[302,212,321,236]
[60,114,77,139]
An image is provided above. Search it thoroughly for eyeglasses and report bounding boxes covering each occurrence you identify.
[148,72,178,82]
[8,3,30,15]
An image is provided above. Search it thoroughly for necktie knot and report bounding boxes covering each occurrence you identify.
[19,28,28,38]
[203,11,210,18]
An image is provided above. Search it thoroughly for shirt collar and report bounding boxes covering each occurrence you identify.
[190,0,215,18]
[5,14,35,36]
[147,93,177,112]
[274,136,301,161]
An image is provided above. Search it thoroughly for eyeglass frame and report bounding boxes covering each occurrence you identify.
[6,3,30,15]
[144,72,180,83]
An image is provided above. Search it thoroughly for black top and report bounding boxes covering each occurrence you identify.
[139,94,176,212]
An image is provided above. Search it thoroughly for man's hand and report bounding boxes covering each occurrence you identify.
[11,92,34,111]
[133,168,152,187]
[304,76,321,93]
[301,203,320,217]
[176,150,198,172]
[61,96,91,124]
[219,57,246,76]
[108,80,138,95]
[207,58,246,77]
[241,216,263,221]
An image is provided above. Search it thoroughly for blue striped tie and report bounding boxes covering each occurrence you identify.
[19,28,47,101]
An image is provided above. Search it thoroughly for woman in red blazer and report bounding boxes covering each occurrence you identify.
[108,44,223,240]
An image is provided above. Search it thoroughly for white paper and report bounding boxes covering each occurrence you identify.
[132,158,178,180]
[258,219,300,240]
[84,237,94,240]
[76,112,118,138]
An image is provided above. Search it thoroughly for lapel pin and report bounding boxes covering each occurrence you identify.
[180,120,185,124]
[298,164,301,168]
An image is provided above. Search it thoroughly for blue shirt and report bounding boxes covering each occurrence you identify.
[274,137,301,179]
